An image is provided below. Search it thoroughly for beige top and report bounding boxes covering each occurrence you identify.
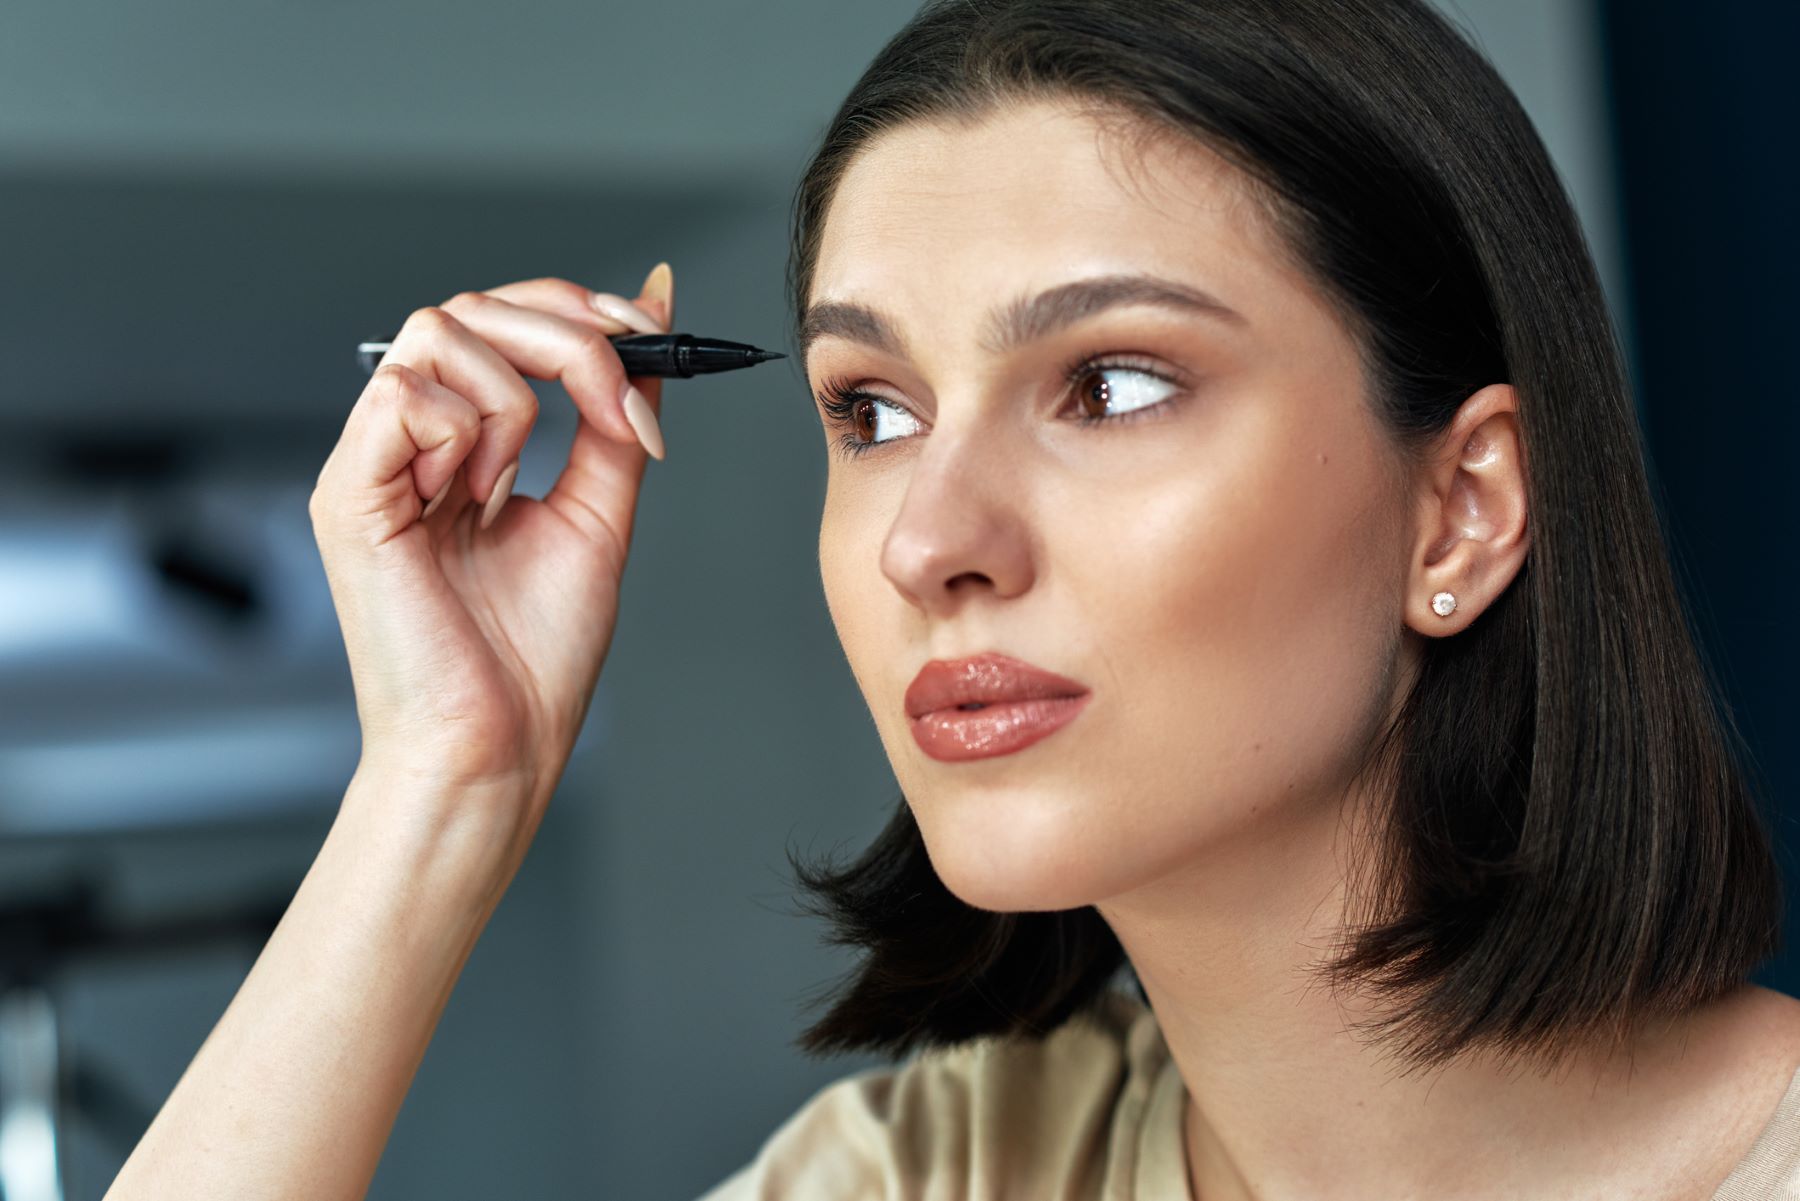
[697,988,1800,1200]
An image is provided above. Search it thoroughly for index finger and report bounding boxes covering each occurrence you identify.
[478,276,667,341]
[480,272,673,419]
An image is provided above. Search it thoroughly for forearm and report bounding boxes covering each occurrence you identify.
[105,765,530,1201]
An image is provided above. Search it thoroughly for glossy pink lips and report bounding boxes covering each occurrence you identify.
[904,652,1092,762]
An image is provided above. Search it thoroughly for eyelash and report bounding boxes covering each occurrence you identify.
[813,351,1185,461]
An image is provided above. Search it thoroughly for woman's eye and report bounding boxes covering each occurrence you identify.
[819,359,1183,460]
[851,396,923,445]
[1069,365,1180,422]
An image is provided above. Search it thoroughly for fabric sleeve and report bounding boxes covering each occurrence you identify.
[689,1067,910,1201]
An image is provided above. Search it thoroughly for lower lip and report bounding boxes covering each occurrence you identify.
[908,694,1092,762]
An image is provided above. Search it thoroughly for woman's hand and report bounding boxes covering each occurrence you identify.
[104,270,676,1201]
[308,265,674,835]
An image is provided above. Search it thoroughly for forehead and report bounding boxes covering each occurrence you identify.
[809,100,1284,318]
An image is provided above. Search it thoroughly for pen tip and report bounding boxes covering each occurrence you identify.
[752,350,787,362]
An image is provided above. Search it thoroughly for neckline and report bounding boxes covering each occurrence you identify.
[1135,1048,1800,1200]
[1708,1061,1800,1199]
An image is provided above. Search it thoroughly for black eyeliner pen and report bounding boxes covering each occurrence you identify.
[355,331,786,378]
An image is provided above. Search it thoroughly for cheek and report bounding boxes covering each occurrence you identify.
[818,483,895,704]
[1063,419,1403,829]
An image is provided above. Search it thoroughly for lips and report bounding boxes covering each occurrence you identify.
[904,652,1092,762]
[905,652,1089,718]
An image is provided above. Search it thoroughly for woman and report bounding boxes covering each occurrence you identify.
[106,0,1798,1198]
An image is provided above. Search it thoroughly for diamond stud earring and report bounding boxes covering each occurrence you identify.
[1430,591,1457,617]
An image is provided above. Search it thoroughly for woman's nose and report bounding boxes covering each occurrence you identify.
[877,433,1035,617]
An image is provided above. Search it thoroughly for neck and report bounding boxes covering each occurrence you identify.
[1095,779,1754,1201]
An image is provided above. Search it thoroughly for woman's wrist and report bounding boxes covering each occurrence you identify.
[339,758,543,908]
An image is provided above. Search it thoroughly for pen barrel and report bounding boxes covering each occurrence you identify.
[610,333,692,377]
[610,333,771,377]
[357,331,780,379]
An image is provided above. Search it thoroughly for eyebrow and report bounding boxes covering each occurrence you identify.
[799,272,1247,363]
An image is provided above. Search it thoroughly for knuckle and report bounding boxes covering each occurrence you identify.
[453,394,486,433]
[487,380,538,435]
[403,304,458,336]
[442,289,487,313]
[367,362,420,406]
[306,484,332,525]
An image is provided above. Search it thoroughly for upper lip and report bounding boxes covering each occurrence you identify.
[904,652,1090,720]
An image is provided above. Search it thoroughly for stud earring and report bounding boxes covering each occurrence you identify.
[1430,591,1457,617]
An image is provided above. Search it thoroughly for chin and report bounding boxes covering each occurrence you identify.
[908,782,1147,914]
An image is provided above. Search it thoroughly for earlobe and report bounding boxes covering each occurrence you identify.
[1407,384,1530,635]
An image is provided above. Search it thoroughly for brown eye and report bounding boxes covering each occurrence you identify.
[822,391,924,453]
[852,397,877,442]
[1065,363,1181,423]
[1073,369,1113,420]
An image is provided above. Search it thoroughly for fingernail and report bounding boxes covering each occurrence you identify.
[641,262,673,328]
[420,475,454,520]
[621,384,665,460]
[480,459,520,530]
[590,292,663,334]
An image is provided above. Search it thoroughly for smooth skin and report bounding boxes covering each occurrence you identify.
[804,100,1800,1201]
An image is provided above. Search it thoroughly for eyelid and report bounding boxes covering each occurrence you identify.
[1064,351,1193,390]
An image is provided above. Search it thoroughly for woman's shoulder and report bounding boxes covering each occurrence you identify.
[695,987,1176,1201]
[1707,986,1800,1199]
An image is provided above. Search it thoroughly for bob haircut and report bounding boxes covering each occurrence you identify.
[781,0,1784,1074]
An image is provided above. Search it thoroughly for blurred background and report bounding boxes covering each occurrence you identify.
[0,0,1793,1197]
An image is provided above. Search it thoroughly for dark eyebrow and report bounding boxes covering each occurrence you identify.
[799,272,1247,363]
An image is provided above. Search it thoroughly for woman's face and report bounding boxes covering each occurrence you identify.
[805,99,1416,913]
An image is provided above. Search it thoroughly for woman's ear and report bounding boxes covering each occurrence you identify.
[1405,383,1531,635]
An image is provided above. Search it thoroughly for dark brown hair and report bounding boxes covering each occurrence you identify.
[780,0,1784,1074]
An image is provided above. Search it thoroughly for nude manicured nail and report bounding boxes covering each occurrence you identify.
[590,292,663,334]
[420,475,453,520]
[480,459,520,530]
[642,262,673,327]
[621,385,665,460]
